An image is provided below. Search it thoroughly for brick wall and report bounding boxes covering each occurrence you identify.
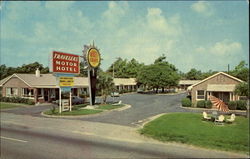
[2,77,30,97]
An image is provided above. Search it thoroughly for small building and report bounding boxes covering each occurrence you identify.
[0,70,137,104]
[113,78,138,92]
[178,80,201,90]
[188,72,244,105]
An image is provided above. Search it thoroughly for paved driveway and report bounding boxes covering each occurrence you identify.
[5,93,245,127]
[2,93,187,126]
[80,93,188,126]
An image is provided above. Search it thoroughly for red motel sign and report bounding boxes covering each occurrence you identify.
[52,51,80,74]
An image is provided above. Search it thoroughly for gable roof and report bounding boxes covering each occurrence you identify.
[0,74,137,88]
[179,80,201,85]
[0,73,89,88]
[191,72,243,88]
[113,78,137,86]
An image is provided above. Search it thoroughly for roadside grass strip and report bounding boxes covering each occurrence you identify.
[0,102,29,109]
[97,104,125,110]
[43,104,126,116]
[140,113,249,154]
[44,108,103,116]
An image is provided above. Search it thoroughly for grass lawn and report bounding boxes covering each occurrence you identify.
[44,108,103,116]
[140,113,249,153]
[97,104,125,110]
[0,102,29,109]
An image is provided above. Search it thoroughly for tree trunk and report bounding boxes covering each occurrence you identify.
[162,87,164,93]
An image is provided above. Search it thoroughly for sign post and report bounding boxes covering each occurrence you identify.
[83,44,101,106]
[52,51,80,113]
[59,87,62,113]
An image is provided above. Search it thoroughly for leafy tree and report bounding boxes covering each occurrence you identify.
[229,61,249,82]
[77,62,88,77]
[185,68,202,80]
[201,70,217,79]
[234,82,249,97]
[97,71,115,104]
[106,58,144,78]
[0,62,49,80]
[137,55,180,93]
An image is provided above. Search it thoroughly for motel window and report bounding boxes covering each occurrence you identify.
[6,88,18,97]
[22,88,34,97]
[197,90,205,100]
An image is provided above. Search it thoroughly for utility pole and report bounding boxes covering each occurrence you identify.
[113,64,115,78]
[228,64,230,73]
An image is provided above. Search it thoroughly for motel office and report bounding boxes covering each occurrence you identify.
[0,70,138,104]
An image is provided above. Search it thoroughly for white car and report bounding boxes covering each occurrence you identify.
[111,92,120,97]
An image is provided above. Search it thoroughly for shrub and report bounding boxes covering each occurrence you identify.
[26,99,35,105]
[197,100,206,108]
[228,101,237,110]
[236,100,247,110]
[51,105,56,114]
[205,100,212,109]
[181,98,191,107]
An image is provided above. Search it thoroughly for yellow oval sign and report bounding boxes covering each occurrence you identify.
[87,48,101,68]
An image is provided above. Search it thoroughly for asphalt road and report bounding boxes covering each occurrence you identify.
[0,123,175,159]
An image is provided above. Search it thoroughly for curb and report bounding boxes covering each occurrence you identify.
[132,113,167,128]
[156,91,187,96]
[40,104,131,119]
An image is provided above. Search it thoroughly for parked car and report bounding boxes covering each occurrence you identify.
[111,92,120,97]
[72,96,84,105]
[53,96,84,105]
[137,88,144,93]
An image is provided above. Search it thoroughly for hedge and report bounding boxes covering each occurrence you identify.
[181,98,192,107]
[228,101,237,110]
[197,100,206,108]
[226,100,247,110]
[0,96,35,105]
[236,100,247,110]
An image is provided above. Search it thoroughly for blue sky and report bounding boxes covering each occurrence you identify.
[0,1,249,73]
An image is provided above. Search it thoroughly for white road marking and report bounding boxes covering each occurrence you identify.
[0,136,28,143]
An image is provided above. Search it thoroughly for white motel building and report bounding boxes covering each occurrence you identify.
[0,69,138,104]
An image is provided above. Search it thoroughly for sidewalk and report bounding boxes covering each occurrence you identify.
[1,112,248,158]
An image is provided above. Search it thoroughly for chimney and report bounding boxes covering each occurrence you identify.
[35,68,40,77]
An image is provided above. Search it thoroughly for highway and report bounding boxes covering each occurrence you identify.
[1,123,171,159]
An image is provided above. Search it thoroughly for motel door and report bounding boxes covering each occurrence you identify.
[212,92,230,103]
[44,89,49,102]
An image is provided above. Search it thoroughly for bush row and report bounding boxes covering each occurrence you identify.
[228,100,247,110]
[0,96,35,105]
[181,98,192,107]
[197,100,212,109]
[181,98,247,110]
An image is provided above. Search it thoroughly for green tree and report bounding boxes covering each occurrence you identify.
[234,82,249,97]
[106,58,144,78]
[137,55,180,93]
[97,71,115,104]
[0,62,49,80]
[229,61,249,82]
[185,68,202,80]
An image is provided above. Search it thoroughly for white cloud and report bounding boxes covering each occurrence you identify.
[195,47,206,53]
[191,1,213,16]
[102,1,129,27]
[210,40,242,55]
[146,8,182,36]
[194,40,242,55]
[98,7,182,67]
